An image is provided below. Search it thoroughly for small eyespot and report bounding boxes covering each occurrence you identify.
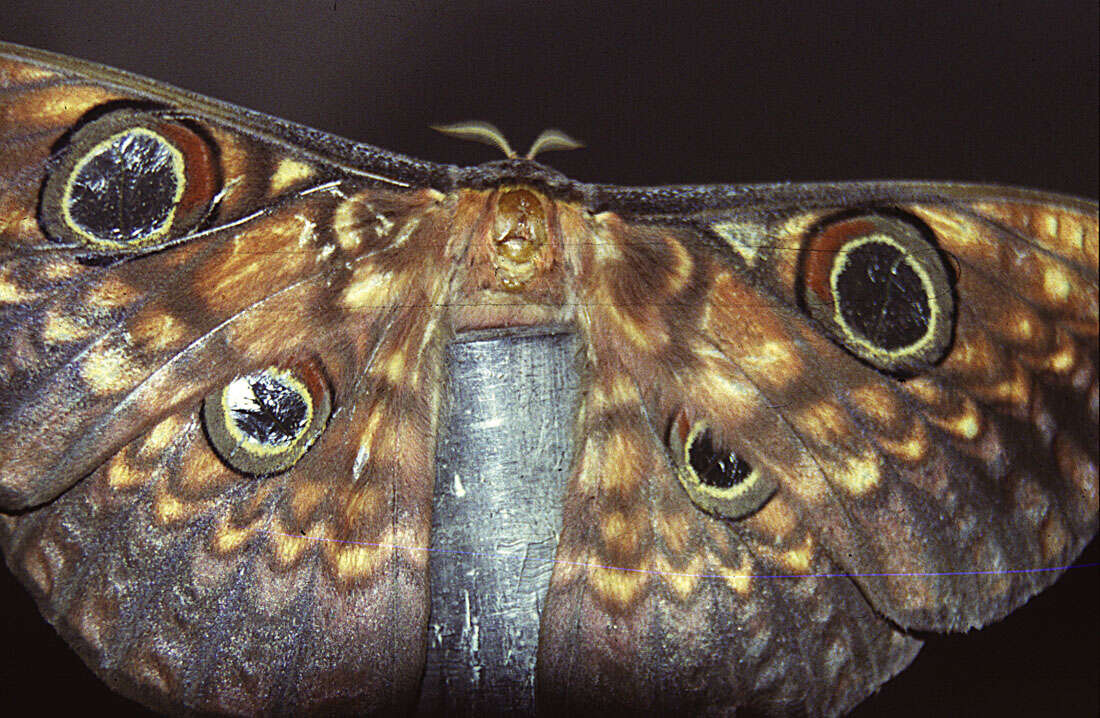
[668,410,776,519]
[798,212,955,374]
[40,108,219,252]
[202,361,331,476]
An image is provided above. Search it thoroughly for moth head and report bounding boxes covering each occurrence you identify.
[668,409,777,519]
[202,359,332,476]
[39,106,220,253]
[798,211,956,375]
[490,186,553,291]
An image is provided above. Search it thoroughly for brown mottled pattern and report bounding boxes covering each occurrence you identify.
[1,42,1097,716]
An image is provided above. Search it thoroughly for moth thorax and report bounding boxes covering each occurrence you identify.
[491,188,550,291]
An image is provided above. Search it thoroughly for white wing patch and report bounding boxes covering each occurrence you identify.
[711,219,767,266]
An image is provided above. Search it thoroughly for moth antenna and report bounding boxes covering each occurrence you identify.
[432,121,517,158]
[525,129,584,159]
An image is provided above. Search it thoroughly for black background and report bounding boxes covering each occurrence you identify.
[0,1,1096,715]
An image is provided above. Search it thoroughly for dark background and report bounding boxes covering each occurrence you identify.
[0,1,1096,715]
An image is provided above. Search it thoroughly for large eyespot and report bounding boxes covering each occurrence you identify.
[202,361,331,476]
[40,108,219,252]
[798,212,955,374]
[668,410,776,519]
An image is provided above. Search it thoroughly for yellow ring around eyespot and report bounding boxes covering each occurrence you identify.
[60,127,187,249]
[828,232,942,363]
[220,368,315,458]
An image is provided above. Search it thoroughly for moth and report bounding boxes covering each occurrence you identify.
[0,41,1096,716]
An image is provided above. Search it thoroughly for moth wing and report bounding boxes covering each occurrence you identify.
[0,42,459,713]
[538,352,922,714]
[540,183,1097,710]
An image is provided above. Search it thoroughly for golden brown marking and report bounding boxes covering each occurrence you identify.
[655,554,704,600]
[716,551,754,595]
[270,521,323,567]
[918,208,982,250]
[0,270,34,303]
[205,127,250,205]
[877,422,930,463]
[195,222,309,302]
[778,534,815,573]
[602,429,646,492]
[105,453,144,490]
[1,62,57,84]
[333,196,365,251]
[746,337,805,390]
[129,307,186,353]
[342,262,397,310]
[692,345,759,413]
[663,233,694,292]
[86,275,137,310]
[153,492,187,525]
[269,158,316,195]
[41,260,82,282]
[81,343,145,394]
[352,405,386,478]
[589,562,649,610]
[379,347,409,386]
[950,331,1003,377]
[42,312,92,343]
[140,416,185,456]
[830,449,882,496]
[987,362,1032,408]
[1044,333,1079,374]
[212,521,254,555]
[902,376,945,406]
[6,84,117,126]
[796,401,849,441]
[340,484,388,529]
[1042,264,1073,302]
[654,509,692,556]
[600,510,643,558]
[752,494,800,539]
[848,383,902,427]
[289,480,328,525]
[329,527,398,581]
[1040,515,1068,561]
[926,396,982,440]
[591,213,624,263]
[1008,311,1039,343]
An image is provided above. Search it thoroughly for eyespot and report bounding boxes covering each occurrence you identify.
[798,212,955,374]
[668,410,776,519]
[202,361,331,476]
[40,108,219,252]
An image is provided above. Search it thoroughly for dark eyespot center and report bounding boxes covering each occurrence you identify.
[67,130,180,245]
[227,373,310,447]
[688,428,753,488]
[202,362,331,476]
[834,241,930,350]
